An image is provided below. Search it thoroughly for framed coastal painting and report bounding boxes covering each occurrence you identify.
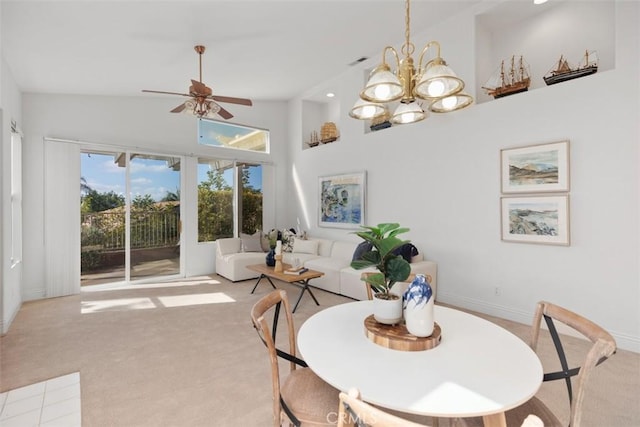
[501,141,570,194]
[501,195,570,245]
[319,172,366,229]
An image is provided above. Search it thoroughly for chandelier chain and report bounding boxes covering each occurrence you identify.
[402,0,414,58]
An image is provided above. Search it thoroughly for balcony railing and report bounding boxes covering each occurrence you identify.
[81,210,180,252]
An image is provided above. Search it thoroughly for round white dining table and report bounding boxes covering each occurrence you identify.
[297,301,543,426]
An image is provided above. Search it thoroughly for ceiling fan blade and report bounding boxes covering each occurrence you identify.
[142,89,190,97]
[190,79,209,94]
[170,103,187,113]
[216,106,234,120]
[211,95,253,106]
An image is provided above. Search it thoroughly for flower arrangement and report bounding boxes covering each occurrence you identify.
[265,229,279,249]
[264,228,295,251]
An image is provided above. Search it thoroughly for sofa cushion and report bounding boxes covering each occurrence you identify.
[352,241,373,261]
[259,230,271,252]
[293,239,319,255]
[240,232,263,253]
[282,253,321,265]
[217,238,241,255]
[331,241,359,260]
[313,239,334,257]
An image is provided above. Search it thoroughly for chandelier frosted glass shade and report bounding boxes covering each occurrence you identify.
[349,1,473,126]
[414,60,465,100]
[349,98,388,120]
[429,92,474,113]
[184,99,220,118]
[391,101,426,124]
[360,65,403,103]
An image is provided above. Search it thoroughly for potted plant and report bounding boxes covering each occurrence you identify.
[351,223,411,324]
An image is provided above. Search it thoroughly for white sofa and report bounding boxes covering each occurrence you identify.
[215,236,437,301]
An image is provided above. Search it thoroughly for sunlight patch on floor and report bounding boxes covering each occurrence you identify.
[82,297,156,313]
[81,292,236,314]
[158,292,235,307]
[81,276,222,293]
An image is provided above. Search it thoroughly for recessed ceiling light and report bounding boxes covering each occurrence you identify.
[534,0,548,4]
[326,93,335,98]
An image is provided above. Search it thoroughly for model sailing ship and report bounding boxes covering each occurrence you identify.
[543,50,598,86]
[483,55,531,99]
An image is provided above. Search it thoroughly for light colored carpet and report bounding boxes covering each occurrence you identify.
[1,275,638,426]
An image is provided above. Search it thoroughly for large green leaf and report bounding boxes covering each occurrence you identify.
[350,259,374,270]
[362,251,381,264]
[387,227,410,238]
[377,236,409,257]
[377,223,400,235]
[361,272,386,293]
[385,255,411,283]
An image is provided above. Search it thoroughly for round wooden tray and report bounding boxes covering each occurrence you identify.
[364,315,442,351]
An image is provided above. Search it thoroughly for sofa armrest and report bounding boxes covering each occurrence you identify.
[216,238,242,256]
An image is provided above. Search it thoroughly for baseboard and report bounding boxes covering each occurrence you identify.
[437,292,534,325]
[23,288,46,301]
[438,292,640,353]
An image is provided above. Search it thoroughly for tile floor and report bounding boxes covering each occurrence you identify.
[0,372,81,427]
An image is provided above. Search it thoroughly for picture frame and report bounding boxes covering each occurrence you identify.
[319,171,366,229]
[501,140,570,194]
[501,195,570,246]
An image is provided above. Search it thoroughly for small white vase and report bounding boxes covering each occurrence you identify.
[373,294,403,325]
[404,297,434,337]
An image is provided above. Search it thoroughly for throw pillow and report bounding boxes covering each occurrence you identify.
[392,243,419,263]
[281,229,296,252]
[240,232,263,253]
[352,241,373,261]
[260,232,271,252]
[293,239,319,255]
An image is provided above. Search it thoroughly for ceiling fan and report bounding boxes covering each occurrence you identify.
[142,45,252,120]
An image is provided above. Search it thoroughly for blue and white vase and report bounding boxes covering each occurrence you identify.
[403,274,434,337]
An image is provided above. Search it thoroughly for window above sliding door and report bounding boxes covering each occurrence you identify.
[198,118,269,153]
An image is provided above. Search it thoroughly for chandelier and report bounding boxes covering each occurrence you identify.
[349,0,473,125]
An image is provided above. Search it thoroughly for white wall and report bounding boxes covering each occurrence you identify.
[8,1,640,353]
[287,1,639,351]
[21,94,288,300]
[1,55,23,334]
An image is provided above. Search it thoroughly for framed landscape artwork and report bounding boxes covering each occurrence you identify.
[501,195,570,245]
[501,141,570,194]
[319,172,366,229]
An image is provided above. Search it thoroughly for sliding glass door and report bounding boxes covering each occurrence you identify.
[129,153,181,281]
[81,150,182,286]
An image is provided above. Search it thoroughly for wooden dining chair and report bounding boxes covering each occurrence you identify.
[338,388,433,427]
[460,300,617,427]
[250,289,339,427]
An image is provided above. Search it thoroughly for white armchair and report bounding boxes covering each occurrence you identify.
[215,238,266,282]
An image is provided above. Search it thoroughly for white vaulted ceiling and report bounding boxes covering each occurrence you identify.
[1,0,480,101]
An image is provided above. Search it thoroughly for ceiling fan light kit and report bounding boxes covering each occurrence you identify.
[350,0,473,125]
[142,45,252,120]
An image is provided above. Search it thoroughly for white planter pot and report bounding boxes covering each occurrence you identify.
[373,294,403,325]
[404,297,435,337]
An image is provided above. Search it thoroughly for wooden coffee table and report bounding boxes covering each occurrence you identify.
[247,263,324,313]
